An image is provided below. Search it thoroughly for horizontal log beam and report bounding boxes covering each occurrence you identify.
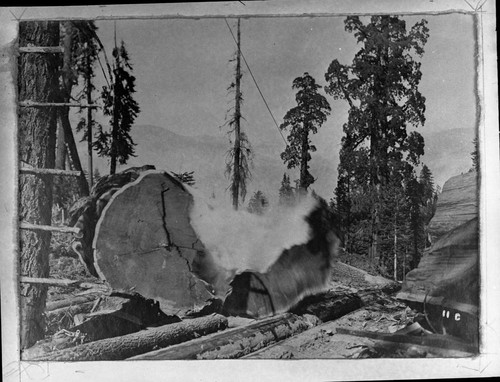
[19,100,100,108]
[19,46,64,53]
[20,167,82,177]
[19,222,81,234]
[20,277,104,289]
[290,292,362,323]
[129,313,317,360]
[31,314,228,361]
[46,301,96,322]
[46,294,102,311]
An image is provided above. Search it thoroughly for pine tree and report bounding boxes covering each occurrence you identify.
[222,19,252,209]
[247,190,269,215]
[280,72,331,194]
[72,21,103,189]
[325,16,429,263]
[95,38,140,175]
[419,165,434,201]
[406,174,425,269]
[278,173,294,206]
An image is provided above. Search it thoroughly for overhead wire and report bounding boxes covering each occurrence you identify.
[223,18,288,148]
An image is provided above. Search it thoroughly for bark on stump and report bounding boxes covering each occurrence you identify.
[18,20,60,349]
[92,170,216,316]
[222,199,341,318]
[31,314,228,361]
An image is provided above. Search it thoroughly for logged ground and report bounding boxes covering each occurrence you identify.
[42,234,428,359]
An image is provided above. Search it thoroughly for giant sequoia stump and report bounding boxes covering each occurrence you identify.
[93,170,215,315]
[80,169,341,319]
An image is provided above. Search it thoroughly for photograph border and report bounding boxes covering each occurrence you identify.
[1,1,498,380]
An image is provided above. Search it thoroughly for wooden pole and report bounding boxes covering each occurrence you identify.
[20,277,103,289]
[20,167,82,177]
[19,101,99,108]
[20,222,81,234]
[86,43,94,189]
[19,46,64,53]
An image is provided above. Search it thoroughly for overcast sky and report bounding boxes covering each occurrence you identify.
[86,12,476,196]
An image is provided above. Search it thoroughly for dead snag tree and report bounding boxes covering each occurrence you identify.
[58,21,89,196]
[223,18,252,210]
[18,21,60,348]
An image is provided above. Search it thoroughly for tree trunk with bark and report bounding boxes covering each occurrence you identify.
[59,21,89,196]
[31,314,228,361]
[231,18,242,209]
[129,313,314,360]
[18,21,60,349]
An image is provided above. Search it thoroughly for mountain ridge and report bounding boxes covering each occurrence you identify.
[79,124,475,205]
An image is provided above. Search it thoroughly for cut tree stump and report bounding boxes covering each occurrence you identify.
[92,170,215,316]
[222,198,342,318]
[129,313,318,360]
[31,314,228,361]
[73,169,342,318]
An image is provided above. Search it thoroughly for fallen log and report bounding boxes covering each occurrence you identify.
[335,327,478,355]
[46,301,96,322]
[129,313,319,360]
[45,300,97,335]
[287,284,402,323]
[289,292,362,322]
[25,293,181,360]
[46,294,101,311]
[31,314,228,361]
[67,293,181,342]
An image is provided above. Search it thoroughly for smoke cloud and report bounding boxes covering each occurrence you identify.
[189,190,320,295]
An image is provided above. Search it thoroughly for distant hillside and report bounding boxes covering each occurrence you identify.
[419,127,475,189]
[119,125,336,205]
[78,125,475,206]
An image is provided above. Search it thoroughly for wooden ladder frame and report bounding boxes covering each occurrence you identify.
[18,34,101,287]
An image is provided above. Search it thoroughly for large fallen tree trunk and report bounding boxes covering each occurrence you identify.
[32,314,228,361]
[129,313,318,360]
[131,285,400,360]
[289,292,362,322]
[289,285,401,323]
[69,169,341,318]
